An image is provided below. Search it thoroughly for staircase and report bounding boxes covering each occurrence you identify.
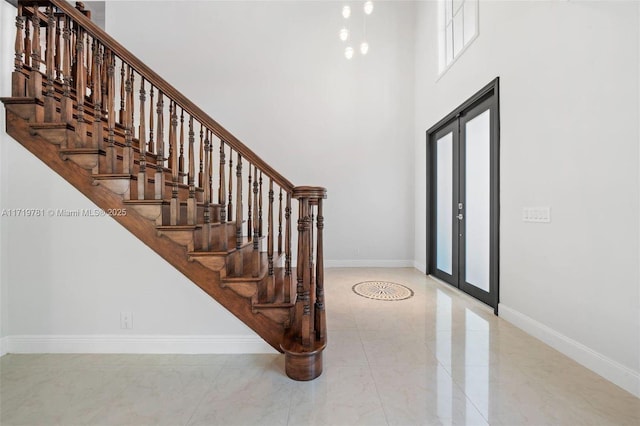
[2,0,327,381]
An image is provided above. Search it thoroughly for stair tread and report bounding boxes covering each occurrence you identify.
[93,173,135,180]
[59,147,104,154]
[223,251,283,283]
[123,199,222,208]
[187,250,228,257]
[122,199,170,205]
[29,122,74,130]
[191,236,255,256]
[156,224,203,230]
[0,96,43,105]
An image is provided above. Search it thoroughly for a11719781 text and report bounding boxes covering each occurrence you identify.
[1,208,127,218]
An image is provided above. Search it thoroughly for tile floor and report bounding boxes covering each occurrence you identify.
[1,268,639,425]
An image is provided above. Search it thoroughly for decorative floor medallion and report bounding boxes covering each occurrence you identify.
[352,281,414,301]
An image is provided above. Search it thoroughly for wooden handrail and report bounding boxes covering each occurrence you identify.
[44,0,295,193]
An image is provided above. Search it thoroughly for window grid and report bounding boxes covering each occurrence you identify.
[440,0,478,74]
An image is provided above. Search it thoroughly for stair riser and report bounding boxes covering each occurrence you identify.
[29,127,75,147]
[4,101,43,124]
[61,151,100,175]
[156,228,202,252]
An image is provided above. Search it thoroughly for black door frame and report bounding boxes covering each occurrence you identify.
[426,77,500,314]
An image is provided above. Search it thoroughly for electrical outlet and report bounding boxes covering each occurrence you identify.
[523,207,551,223]
[120,312,133,329]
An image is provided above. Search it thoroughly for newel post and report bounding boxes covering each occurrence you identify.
[281,186,327,381]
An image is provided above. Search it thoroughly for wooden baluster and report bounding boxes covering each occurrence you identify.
[101,41,108,112]
[54,14,61,81]
[278,188,283,254]
[122,65,133,175]
[202,130,211,250]
[30,8,40,72]
[187,117,196,225]
[44,8,50,74]
[92,43,103,149]
[129,69,135,145]
[227,149,233,222]
[310,205,316,337]
[27,8,42,104]
[89,38,96,103]
[69,17,75,80]
[167,120,173,172]
[179,109,185,178]
[43,6,56,121]
[86,36,92,99]
[252,166,259,276]
[259,172,263,237]
[209,140,214,210]
[154,92,165,200]
[105,50,116,171]
[148,86,154,154]
[70,16,77,81]
[198,127,204,188]
[59,16,72,125]
[285,193,292,275]
[170,101,180,225]
[284,192,292,303]
[218,141,227,225]
[310,206,315,337]
[315,198,326,340]
[12,13,26,96]
[296,197,311,347]
[203,130,210,205]
[235,153,243,251]
[75,28,86,145]
[24,14,31,69]
[267,179,275,301]
[247,166,253,239]
[118,61,125,124]
[137,77,147,199]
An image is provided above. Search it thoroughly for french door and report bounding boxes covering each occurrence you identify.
[427,79,499,312]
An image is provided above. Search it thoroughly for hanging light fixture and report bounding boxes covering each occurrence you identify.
[360,41,369,55]
[342,5,351,19]
[339,27,349,41]
[364,1,374,15]
[345,46,354,59]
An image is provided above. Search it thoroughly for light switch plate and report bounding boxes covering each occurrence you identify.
[523,207,551,223]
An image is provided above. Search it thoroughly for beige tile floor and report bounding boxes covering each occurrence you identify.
[1,268,639,425]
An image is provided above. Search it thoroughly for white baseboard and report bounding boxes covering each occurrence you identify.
[413,260,427,273]
[2,334,277,355]
[499,304,640,398]
[0,336,8,356]
[325,259,414,268]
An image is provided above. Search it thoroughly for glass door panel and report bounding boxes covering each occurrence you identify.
[436,132,454,275]
[463,110,490,292]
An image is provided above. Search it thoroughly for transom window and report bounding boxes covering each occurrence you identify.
[439,0,479,74]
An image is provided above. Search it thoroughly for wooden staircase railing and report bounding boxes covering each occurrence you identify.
[5,0,327,381]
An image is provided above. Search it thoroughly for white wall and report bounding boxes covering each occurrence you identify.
[106,0,417,267]
[0,0,14,352]
[414,0,640,395]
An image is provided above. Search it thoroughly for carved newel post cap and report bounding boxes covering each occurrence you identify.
[292,186,327,200]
